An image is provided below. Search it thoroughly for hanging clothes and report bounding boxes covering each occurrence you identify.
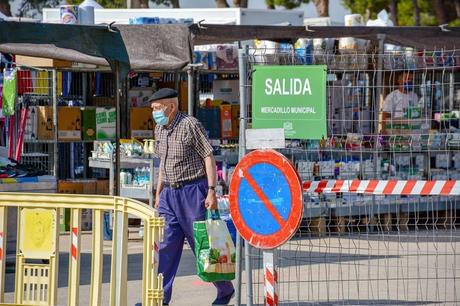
[17,70,32,95]
[34,71,50,95]
[3,68,17,116]
[57,71,63,96]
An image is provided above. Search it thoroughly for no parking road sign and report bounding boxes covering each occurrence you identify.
[229,149,303,249]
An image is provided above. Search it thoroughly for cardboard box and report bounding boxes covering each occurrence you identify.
[96,107,116,140]
[130,107,154,139]
[91,96,116,107]
[58,180,84,194]
[24,106,38,141]
[58,107,81,140]
[15,55,71,68]
[37,106,54,140]
[96,179,110,195]
[220,105,233,138]
[58,179,97,194]
[81,109,96,141]
[128,88,154,107]
[213,80,239,104]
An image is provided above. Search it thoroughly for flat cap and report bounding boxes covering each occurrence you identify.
[149,88,178,102]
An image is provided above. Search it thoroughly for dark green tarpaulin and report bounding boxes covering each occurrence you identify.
[0,21,193,77]
[0,21,131,77]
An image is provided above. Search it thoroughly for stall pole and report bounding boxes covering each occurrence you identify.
[237,45,253,306]
[374,34,385,178]
[52,69,59,179]
[263,250,278,306]
[115,62,121,197]
[187,66,194,116]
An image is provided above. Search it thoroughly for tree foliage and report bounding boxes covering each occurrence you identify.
[342,0,458,26]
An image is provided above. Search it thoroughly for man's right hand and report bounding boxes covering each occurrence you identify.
[154,195,160,209]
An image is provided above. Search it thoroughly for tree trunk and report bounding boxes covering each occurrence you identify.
[389,0,398,25]
[171,0,180,8]
[454,0,460,18]
[0,0,11,16]
[234,0,248,8]
[266,0,275,9]
[215,0,230,8]
[313,0,329,17]
[432,0,448,24]
[139,0,149,8]
[413,0,420,26]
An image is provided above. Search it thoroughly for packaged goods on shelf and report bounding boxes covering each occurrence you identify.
[92,141,114,159]
[454,153,460,170]
[297,161,315,180]
[130,107,154,139]
[216,45,238,70]
[81,109,96,141]
[435,154,450,169]
[213,80,239,104]
[58,107,81,140]
[96,107,116,140]
[128,88,154,107]
[220,105,233,139]
[196,107,221,139]
[24,106,38,141]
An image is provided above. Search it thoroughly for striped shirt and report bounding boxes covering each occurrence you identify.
[154,112,213,184]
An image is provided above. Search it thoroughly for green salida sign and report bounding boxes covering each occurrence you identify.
[252,65,327,140]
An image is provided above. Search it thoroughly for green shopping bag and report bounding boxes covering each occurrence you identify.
[193,210,236,282]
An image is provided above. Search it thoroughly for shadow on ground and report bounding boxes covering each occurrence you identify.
[5,247,399,293]
[243,300,441,305]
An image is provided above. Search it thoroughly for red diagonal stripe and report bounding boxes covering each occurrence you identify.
[440,180,455,196]
[315,180,328,193]
[72,227,78,236]
[265,268,274,286]
[421,181,435,195]
[364,180,379,193]
[350,180,361,192]
[332,180,344,193]
[243,170,286,226]
[71,245,77,260]
[382,180,398,195]
[401,180,416,195]
[303,181,311,191]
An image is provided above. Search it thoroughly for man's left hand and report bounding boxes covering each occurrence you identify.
[205,190,218,210]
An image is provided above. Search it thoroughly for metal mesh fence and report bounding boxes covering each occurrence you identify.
[16,67,55,175]
[239,43,460,305]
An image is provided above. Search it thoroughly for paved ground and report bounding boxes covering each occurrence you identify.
[4,230,460,305]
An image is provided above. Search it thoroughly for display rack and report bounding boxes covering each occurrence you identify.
[89,156,156,206]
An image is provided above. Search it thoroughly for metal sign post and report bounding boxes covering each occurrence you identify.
[229,138,303,306]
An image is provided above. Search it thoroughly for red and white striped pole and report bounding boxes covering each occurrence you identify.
[263,250,278,306]
[71,227,78,261]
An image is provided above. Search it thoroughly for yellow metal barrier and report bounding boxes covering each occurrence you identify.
[0,193,165,306]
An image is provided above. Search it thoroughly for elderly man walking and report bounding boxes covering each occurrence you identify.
[150,88,234,305]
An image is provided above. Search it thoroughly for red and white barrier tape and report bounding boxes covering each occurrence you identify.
[71,227,78,261]
[303,180,460,196]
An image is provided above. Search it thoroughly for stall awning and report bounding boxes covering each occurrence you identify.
[190,24,460,49]
[0,21,193,76]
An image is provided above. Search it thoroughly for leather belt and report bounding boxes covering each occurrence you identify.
[163,176,206,189]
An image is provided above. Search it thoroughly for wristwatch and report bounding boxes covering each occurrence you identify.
[208,186,216,191]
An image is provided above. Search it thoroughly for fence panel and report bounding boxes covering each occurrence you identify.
[240,42,460,305]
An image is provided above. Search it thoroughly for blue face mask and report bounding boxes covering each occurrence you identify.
[152,110,168,126]
[404,81,414,92]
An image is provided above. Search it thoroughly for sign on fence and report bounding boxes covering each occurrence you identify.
[252,65,327,140]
